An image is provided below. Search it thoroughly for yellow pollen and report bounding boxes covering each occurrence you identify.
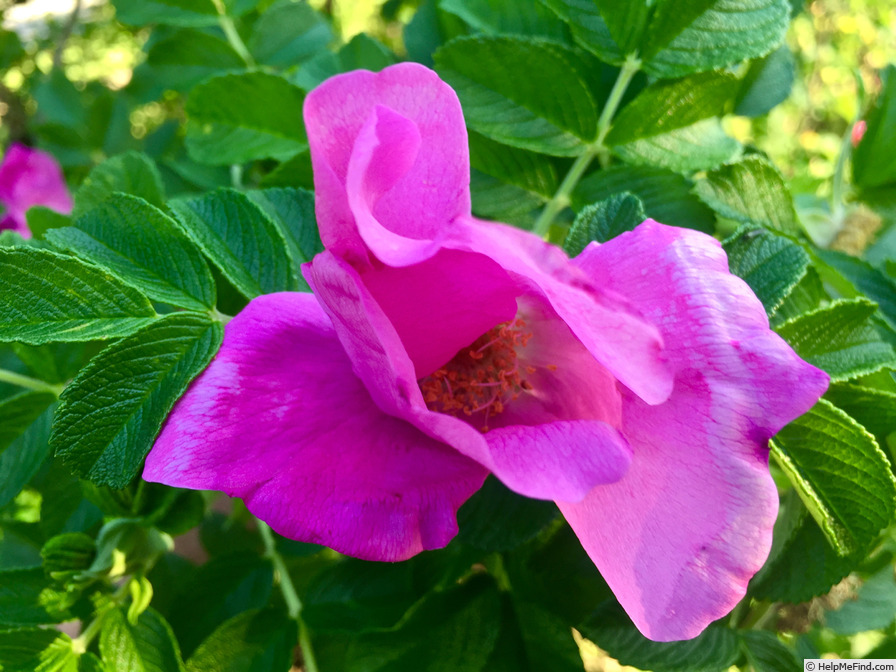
[418,319,534,432]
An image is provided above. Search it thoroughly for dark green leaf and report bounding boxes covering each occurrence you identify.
[574,165,715,232]
[642,0,790,78]
[0,248,156,344]
[611,118,739,172]
[435,36,599,156]
[769,266,829,327]
[0,404,55,509]
[814,248,896,331]
[775,298,896,381]
[468,131,561,198]
[74,152,165,218]
[146,30,243,91]
[470,171,545,226]
[47,193,216,311]
[578,602,740,672]
[248,0,333,67]
[112,0,218,27]
[12,342,84,385]
[565,192,646,255]
[0,391,56,456]
[695,155,799,234]
[41,533,97,576]
[853,64,896,189]
[186,609,296,672]
[440,0,570,40]
[457,476,558,551]
[824,566,896,634]
[771,398,896,555]
[170,188,297,298]
[100,606,185,672]
[607,71,740,146]
[740,631,802,672]
[539,0,623,65]
[825,382,896,444]
[723,227,809,315]
[0,567,59,626]
[735,45,796,117]
[0,628,78,672]
[52,313,223,488]
[185,72,307,165]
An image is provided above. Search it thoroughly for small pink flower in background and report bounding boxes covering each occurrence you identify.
[0,143,72,237]
[851,119,867,147]
[144,64,829,641]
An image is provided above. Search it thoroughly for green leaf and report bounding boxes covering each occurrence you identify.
[185,72,307,166]
[186,609,296,672]
[853,64,896,189]
[167,553,273,657]
[145,30,244,91]
[578,603,740,672]
[440,0,570,40]
[825,382,896,444]
[769,266,829,327]
[590,0,649,54]
[565,192,646,255]
[539,0,623,65]
[740,631,802,672]
[248,0,333,68]
[695,155,798,234]
[435,36,598,156]
[771,398,896,556]
[0,567,59,626]
[100,607,185,672]
[611,118,740,173]
[723,227,810,315]
[0,248,156,345]
[74,152,165,219]
[607,71,740,146]
[51,313,223,488]
[12,342,84,385]
[457,476,558,551]
[470,171,545,226]
[0,391,56,456]
[41,533,97,577]
[825,566,896,634]
[0,628,78,672]
[642,0,790,78]
[735,45,796,117]
[814,248,896,331]
[775,298,896,381]
[47,194,216,311]
[170,188,297,298]
[574,165,715,232]
[0,404,54,509]
[112,0,217,27]
[468,131,561,198]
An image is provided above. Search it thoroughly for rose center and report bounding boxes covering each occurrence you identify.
[418,319,535,432]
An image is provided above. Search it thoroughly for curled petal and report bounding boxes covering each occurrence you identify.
[143,292,487,561]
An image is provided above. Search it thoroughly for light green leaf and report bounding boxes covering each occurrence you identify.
[825,566,896,635]
[170,188,297,298]
[643,0,790,78]
[435,36,599,156]
[0,248,156,345]
[735,45,796,117]
[47,193,216,311]
[0,391,56,456]
[112,0,217,27]
[248,0,333,67]
[775,298,896,381]
[539,0,623,65]
[186,609,296,672]
[772,398,896,556]
[695,155,799,234]
[0,628,78,672]
[853,64,896,189]
[564,192,646,255]
[52,313,223,488]
[440,0,570,40]
[185,72,307,166]
[74,152,165,219]
[574,165,715,232]
[722,227,810,315]
[611,118,740,173]
[100,607,185,672]
[0,405,54,509]
[607,71,740,146]
[740,631,801,672]
[145,30,243,91]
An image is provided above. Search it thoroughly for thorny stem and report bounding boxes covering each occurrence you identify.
[211,0,255,68]
[0,368,64,396]
[258,520,319,672]
[532,54,642,239]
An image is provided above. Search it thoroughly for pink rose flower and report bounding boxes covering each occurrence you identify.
[0,143,72,237]
[851,119,867,147]
[144,63,828,641]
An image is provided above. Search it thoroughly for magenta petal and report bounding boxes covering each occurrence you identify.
[143,292,487,561]
[0,143,72,236]
[561,220,829,641]
[304,63,470,265]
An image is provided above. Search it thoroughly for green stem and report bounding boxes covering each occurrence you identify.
[532,53,641,238]
[258,520,318,672]
[0,369,64,396]
[210,307,234,326]
[830,121,855,227]
[211,0,255,68]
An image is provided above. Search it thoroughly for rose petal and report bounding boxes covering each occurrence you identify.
[0,143,72,236]
[143,292,487,561]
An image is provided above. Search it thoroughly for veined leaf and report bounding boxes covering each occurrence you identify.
[539,0,623,65]
[145,30,244,91]
[565,192,647,255]
[611,118,740,173]
[0,390,56,456]
[740,631,802,672]
[74,152,165,219]
[825,382,896,444]
[0,628,78,672]
[468,131,561,198]
[441,0,570,40]
[248,0,333,68]
[100,607,185,672]
[0,404,54,509]
[112,0,217,27]
[185,609,296,672]
[735,45,796,117]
